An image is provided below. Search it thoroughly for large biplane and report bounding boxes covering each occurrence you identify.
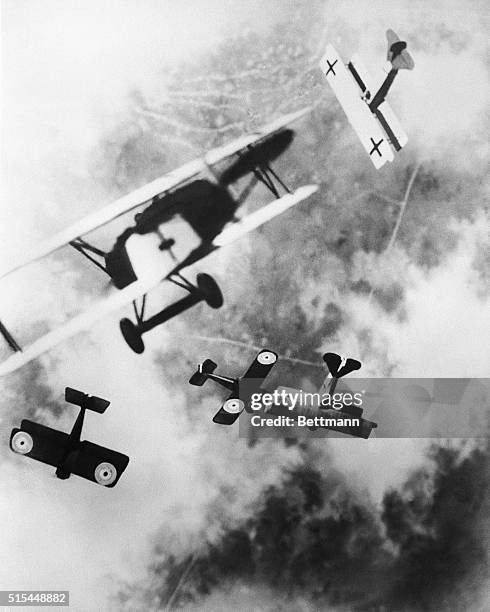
[320,29,414,169]
[10,387,129,487]
[0,109,317,375]
[190,350,377,438]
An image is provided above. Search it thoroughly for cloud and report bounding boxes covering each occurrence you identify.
[0,0,280,252]
[1,1,489,610]
[341,212,490,378]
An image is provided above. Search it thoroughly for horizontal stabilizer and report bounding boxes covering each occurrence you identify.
[189,359,217,386]
[65,387,110,413]
[323,353,361,378]
[336,358,362,378]
[386,29,414,70]
[323,352,342,377]
[391,50,414,71]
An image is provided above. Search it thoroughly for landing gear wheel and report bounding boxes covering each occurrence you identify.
[195,273,224,309]
[120,318,145,354]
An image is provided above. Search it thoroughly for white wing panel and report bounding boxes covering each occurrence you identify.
[320,44,394,169]
[349,54,408,149]
[212,185,318,247]
[0,277,160,377]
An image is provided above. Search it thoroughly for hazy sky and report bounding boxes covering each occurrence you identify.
[1,2,489,611]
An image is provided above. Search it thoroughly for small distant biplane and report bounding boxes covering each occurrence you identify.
[320,29,414,169]
[189,348,278,424]
[10,387,129,487]
[0,109,317,375]
[269,352,377,439]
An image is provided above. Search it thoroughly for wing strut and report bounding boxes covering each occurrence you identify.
[0,320,22,352]
[247,153,291,199]
[132,294,147,325]
[70,239,110,276]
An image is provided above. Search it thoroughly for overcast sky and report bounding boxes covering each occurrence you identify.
[1,2,489,610]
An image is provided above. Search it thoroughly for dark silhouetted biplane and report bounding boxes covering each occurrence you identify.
[10,387,129,487]
[190,350,377,438]
[0,109,317,374]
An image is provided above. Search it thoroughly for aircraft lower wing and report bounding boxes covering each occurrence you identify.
[70,440,129,487]
[349,54,408,151]
[320,44,394,169]
[11,420,70,467]
[213,349,278,425]
[10,421,129,486]
[0,277,157,376]
[212,185,318,246]
[1,108,311,280]
[0,186,316,376]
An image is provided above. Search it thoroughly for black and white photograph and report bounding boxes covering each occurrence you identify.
[1,1,489,610]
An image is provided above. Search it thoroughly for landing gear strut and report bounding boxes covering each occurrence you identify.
[119,273,223,354]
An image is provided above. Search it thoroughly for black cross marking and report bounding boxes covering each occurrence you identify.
[369,137,384,157]
[325,59,338,76]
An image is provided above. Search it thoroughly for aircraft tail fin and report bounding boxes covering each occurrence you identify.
[323,352,342,377]
[386,29,414,70]
[189,359,217,386]
[323,353,362,378]
[65,387,110,413]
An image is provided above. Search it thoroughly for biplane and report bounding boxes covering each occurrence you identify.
[267,352,377,439]
[189,349,278,424]
[10,387,129,487]
[320,29,414,169]
[190,350,377,438]
[0,109,318,374]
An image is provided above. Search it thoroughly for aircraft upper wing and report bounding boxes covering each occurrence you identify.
[319,44,394,169]
[70,440,129,487]
[213,349,278,425]
[1,108,311,280]
[11,420,70,467]
[0,187,316,376]
[10,421,129,485]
